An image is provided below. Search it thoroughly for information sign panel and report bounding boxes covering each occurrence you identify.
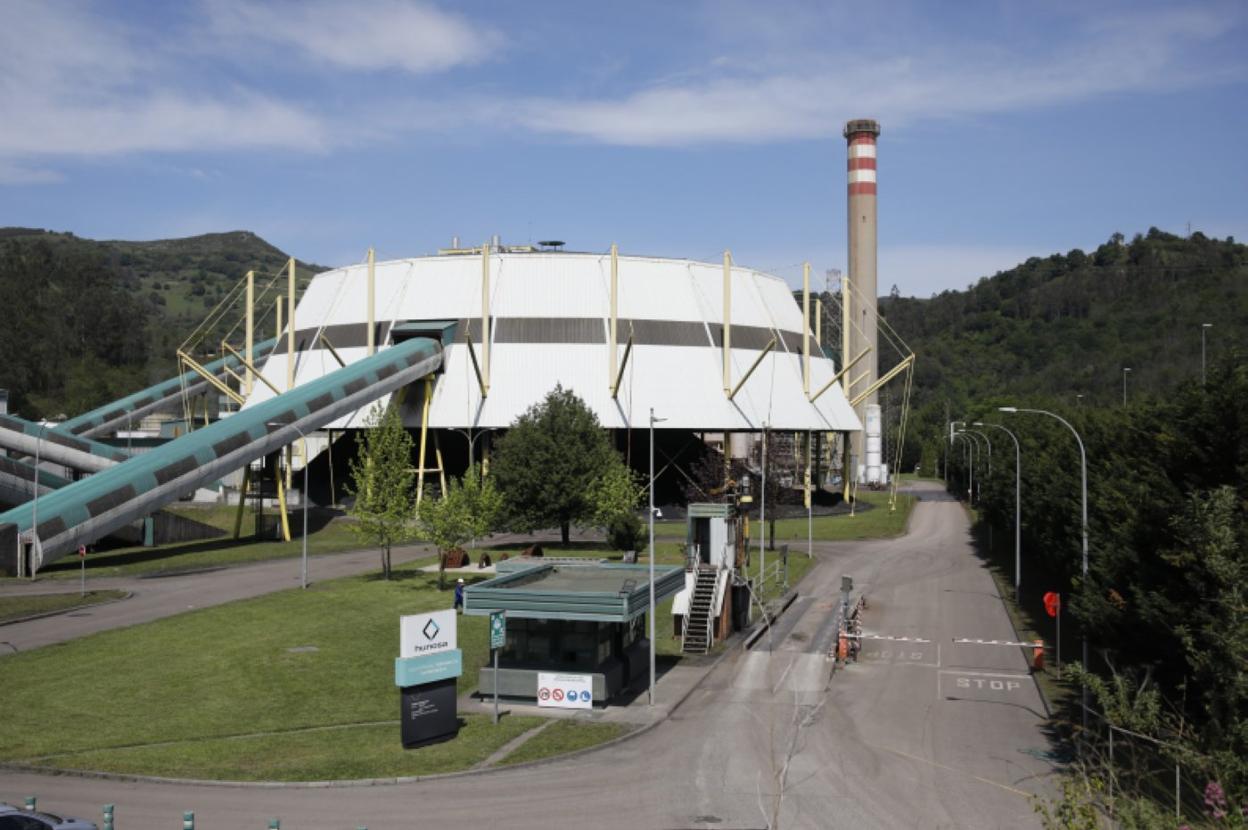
[536,672,593,710]
[400,609,457,658]
[489,610,506,650]
[400,677,459,748]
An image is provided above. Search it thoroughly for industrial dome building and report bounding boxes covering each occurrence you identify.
[241,243,862,487]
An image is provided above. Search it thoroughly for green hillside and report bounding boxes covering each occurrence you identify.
[0,228,326,419]
[874,228,1247,468]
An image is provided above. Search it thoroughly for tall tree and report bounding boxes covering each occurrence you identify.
[491,385,626,545]
[346,403,415,579]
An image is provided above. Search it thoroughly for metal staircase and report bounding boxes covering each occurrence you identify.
[682,568,719,654]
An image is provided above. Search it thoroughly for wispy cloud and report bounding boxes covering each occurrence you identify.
[511,5,1245,145]
[204,0,501,74]
[0,1,329,168]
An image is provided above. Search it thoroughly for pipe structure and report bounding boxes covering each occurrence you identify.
[53,339,277,439]
[0,333,449,572]
[0,415,128,473]
[0,455,71,507]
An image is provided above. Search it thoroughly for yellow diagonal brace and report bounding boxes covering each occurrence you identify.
[465,333,487,397]
[610,334,633,399]
[850,354,915,407]
[809,346,872,403]
[318,333,347,367]
[222,343,282,396]
[178,350,245,406]
[728,337,776,401]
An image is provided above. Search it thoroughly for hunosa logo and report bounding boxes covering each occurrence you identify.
[411,617,450,654]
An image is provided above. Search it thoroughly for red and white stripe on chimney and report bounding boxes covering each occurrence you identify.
[846,129,877,197]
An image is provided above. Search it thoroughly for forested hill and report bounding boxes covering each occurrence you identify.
[875,228,1247,464]
[0,228,326,419]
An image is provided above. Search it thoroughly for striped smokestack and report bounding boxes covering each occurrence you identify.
[844,118,881,485]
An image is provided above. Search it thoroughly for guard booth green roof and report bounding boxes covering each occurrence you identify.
[463,562,686,622]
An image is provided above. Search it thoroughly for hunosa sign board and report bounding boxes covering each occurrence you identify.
[400,609,457,658]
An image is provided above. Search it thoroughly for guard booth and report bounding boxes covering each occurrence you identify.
[463,561,685,704]
[671,503,748,654]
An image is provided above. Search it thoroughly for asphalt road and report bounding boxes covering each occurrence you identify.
[0,545,434,653]
[2,481,1058,828]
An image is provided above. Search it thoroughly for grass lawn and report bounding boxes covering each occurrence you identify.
[651,491,914,542]
[498,720,631,766]
[0,561,518,779]
[24,512,421,581]
[0,590,127,623]
[32,717,545,782]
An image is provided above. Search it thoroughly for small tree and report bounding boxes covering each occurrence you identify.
[589,461,643,551]
[346,403,414,580]
[491,385,623,545]
[416,464,503,562]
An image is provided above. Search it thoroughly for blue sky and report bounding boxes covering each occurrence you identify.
[0,0,1244,297]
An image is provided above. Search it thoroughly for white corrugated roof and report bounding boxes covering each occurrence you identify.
[243,252,862,433]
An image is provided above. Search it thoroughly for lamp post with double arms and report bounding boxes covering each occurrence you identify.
[1000,406,1089,733]
[976,421,1021,603]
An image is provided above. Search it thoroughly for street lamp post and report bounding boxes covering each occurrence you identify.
[1122,368,1132,406]
[977,422,1021,603]
[965,428,993,478]
[648,408,666,706]
[1000,406,1088,733]
[952,433,972,504]
[1201,323,1212,385]
[959,429,987,503]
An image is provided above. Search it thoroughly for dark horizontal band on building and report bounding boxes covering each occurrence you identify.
[271,318,827,357]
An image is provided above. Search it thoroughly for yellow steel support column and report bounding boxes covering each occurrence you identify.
[233,465,250,539]
[367,247,376,356]
[275,297,282,342]
[245,270,254,397]
[722,250,732,395]
[815,298,822,355]
[286,258,296,490]
[274,455,292,542]
[481,242,491,393]
[416,376,433,505]
[287,258,296,392]
[803,262,811,397]
[609,243,618,388]
[434,432,447,499]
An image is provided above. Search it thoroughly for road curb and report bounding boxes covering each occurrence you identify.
[0,591,133,629]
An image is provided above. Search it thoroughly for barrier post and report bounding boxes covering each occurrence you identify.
[23,797,35,811]
[269,821,281,829]
[184,810,195,830]
[103,804,115,830]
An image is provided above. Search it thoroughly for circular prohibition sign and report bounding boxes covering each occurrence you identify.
[538,688,551,701]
